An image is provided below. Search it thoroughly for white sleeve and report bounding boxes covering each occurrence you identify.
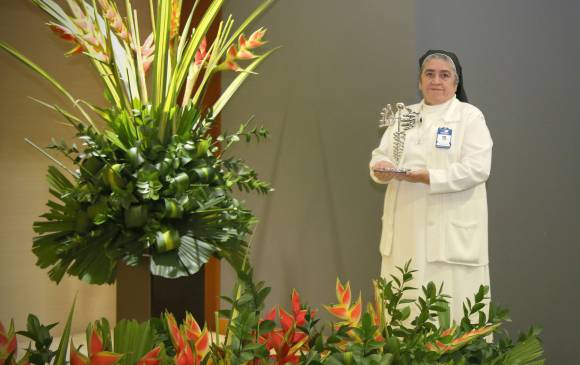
[369,129,395,184]
[428,112,493,194]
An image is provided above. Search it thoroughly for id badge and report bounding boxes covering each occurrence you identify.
[435,127,452,149]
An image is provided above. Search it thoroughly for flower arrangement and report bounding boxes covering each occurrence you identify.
[0,0,277,284]
[0,264,544,365]
[0,2,545,364]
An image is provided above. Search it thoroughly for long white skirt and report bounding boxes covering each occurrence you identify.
[380,181,490,324]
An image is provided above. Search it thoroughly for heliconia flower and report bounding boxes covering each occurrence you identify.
[236,48,256,60]
[440,327,457,338]
[264,307,277,321]
[291,289,309,326]
[183,312,202,342]
[238,34,248,49]
[67,0,85,19]
[135,347,161,365]
[165,313,185,352]
[227,45,237,60]
[89,329,103,355]
[336,278,351,307]
[224,61,241,72]
[69,339,122,365]
[325,279,363,328]
[48,23,75,41]
[425,323,499,354]
[174,344,194,365]
[73,18,91,33]
[0,321,17,365]
[184,312,210,357]
[259,290,314,365]
[366,303,384,342]
[48,23,86,56]
[83,34,102,48]
[194,37,208,66]
[97,0,131,43]
[170,0,182,40]
[246,28,267,49]
[349,295,362,323]
[165,312,209,365]
[141,33,155,72]
[70,343,89,365]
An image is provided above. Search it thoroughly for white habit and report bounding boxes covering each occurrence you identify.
[370,96,493,322]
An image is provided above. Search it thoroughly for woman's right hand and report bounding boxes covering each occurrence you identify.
[372,161,397,182]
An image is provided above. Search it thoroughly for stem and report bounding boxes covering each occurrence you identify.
[25,138,79,178]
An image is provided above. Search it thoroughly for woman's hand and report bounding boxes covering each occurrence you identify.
[403,169,430,184]
[372,161,397,182]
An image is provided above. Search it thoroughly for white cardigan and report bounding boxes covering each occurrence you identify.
[370,97,493,266]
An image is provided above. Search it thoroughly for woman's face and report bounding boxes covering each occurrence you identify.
[419,58,458,105]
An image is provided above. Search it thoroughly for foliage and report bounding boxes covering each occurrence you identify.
[0,264,543,365]
[0,0,278,284]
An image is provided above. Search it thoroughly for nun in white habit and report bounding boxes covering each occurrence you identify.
[370,49,493,322]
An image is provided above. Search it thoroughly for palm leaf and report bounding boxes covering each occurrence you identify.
[503,337,544,365]
[114,320,155,365]
[150,235,216,278]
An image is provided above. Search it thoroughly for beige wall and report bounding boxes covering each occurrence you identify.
[0,1,145,335]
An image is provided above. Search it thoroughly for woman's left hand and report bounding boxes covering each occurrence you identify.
[403,169,430,184]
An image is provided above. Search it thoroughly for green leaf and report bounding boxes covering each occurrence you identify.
[0,40,95,128]
[150,235,217,278]
[258,319,275,334]
[159,0,225,143]
[152,0,172,109]
[114,320,155,365]
[503,337,544,365]
[53,298,76,365]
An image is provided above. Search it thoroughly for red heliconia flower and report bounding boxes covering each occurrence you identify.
[69,328,122,365]
[224,61,241,72]
[258,290,313,365]
[135,347,161,365]
[227,45,237,59]
[166,313,186,352]
[325,278,362,326]
[235,35,256,60]
[164,312,210,365]
[175,344,194,365]
[246,28,267,48]
[194,37,208,66]
[0,321,17,365]
[425,324,499,354]
[236,48,256,60]
[48,23,75,41]
[48,23,85,55]
[238,34,248,49]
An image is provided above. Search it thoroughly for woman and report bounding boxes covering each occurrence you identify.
[369,50,493,322]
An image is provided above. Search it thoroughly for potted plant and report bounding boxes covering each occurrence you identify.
[0,0,277,284]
